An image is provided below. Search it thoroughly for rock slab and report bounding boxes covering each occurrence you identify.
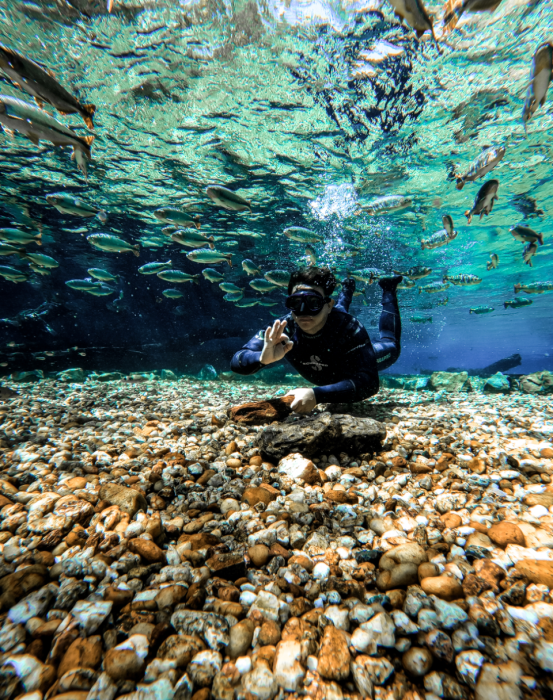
[255,412,386,460]
[229,397,294,425]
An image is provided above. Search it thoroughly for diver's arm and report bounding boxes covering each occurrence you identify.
[312,342,379,403]
[230,335,265,375]
[335,277,355,312]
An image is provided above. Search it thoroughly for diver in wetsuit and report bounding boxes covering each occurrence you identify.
[230,266,402,414]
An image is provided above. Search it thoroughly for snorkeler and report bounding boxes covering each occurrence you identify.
[230,266,402,414]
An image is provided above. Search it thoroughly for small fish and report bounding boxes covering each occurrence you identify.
[87,234,139,257]
[46,192,107,223]
[0,242,26,257]
[421,218,458,250]
[510,225,544,245]
[154,208,200,228]
[442,0,503,35]
[522,42,553,131]
[264,270,290,287]
[242,259,262,276]
[0,228,41,246]
[161,226,178,236]
[0,265,28,282]
[486,253,499,271]
[436,296,449,306]
[397,277,416,289]
[162,289,184,299]
[171,230,214,250]
[250,278,279,293]
[224,291,244,302]
[359,194,412,215]
[0,95,94,176]
[234,299,259,307]
[523,242,538,266]
[65,278,102,291]
[157,270,200,284]
[30,264,50,276]
[443,273,482,286]
[205,186,251,212]
[393,266,431,280]
[139,237,166,249]
[187,249,233,267]
[283,226,322,243]
[258,299,279,307]
[456,146,506,190]
[138,261,172,275]
[419,281,450,294]
[387,0,440,50]
[0,385,18,399]
[514,281,553,295]
[305,245,317,265]
[202,268,225,283]
[0,44,96,128]
[465,180,499,224]
[85,285,115,297]
[220,282,243,294]
[504,297,532,308]
[349,268,386,284]
[410,315,432,323]
[88,268,118,283]
[23,252,58,268]
[470,306,494,314]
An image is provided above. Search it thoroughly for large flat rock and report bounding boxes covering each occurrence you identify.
[255,412,386,461]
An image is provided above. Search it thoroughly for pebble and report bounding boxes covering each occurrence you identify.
[1,379,553,699]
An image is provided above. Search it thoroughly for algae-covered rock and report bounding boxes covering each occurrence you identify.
[428,371,471,392]
[380,376,404,389]
[520,371,553,394]
[403,377,428,391]
[57,368,85,382]
[161,369,177,380]
[198,364,218,380]
[10,370,44,383]
[483,372,510,394]
[88,372,123,382]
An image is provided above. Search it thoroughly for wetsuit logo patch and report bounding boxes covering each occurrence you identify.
[303,355,328,371]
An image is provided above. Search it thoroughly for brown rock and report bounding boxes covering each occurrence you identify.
[104,586,134,607]
[440,513,462,529]
[206,552,246,581]
[104,648,145,681]
[467,458,486,474]
[0,564,47,611]
[466,532,493,549]
[183,513,214,534]
[191,689,210,700]
[317,625,350,681]
[98,483,147,516]
[420,575,463,601]
[258,620,282,647]
[540,447,553,459]
[418,563,440,582]
[156,585,187,610]
[178,533,221,551]
[469,520,490,534]
[128,538,166,563]
[392,456,407,469]
[66,477,87,490]
[228,619,254,658]
[270,543,291,559]
[488,522,525,548]
[248,545,270,568]
[229,397,294,425]
[524,492,553,508]
[158,634,205,666]
[462,574,492,598]
[472,559,505,592]
[242,487,277,507]
[387,590,406,609]
[410,463,432,474]
[289,554,313,572]
[58,636,103,677]
[515,560,553,588]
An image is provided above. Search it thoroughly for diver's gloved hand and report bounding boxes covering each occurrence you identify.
[286,387,317,414]
[342,277,356,293]
[260,319,294,365]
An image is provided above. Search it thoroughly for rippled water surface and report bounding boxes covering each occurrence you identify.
[0,0,551,375]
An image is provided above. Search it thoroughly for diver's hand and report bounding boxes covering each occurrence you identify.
[342,277,356,293]
[260,320,294,365]
[286,388,317,414]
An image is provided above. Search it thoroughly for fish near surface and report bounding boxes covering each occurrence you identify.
[386,0,441,50]
[283,227,322,243]
[470,306,494,314]
[514,281,553,294]
[157,270,200,284]
[456,146,505,190]
[523,42,553,131]
[465,180,499,224]
[264,270,290,287]
[0,44,96,128]
[349,268,386,284]
[443,273,482,286]
[0,228,41,246]
[202,268,224,283]
[87,234,139,257]
[242,259,261,276]
[523,242,538,266]
[154,208,200,228]
[138,261,172,275]
[46,192,107,223]
[394,266,432,280]
[397,277,416,289]
[486,253,499,271]
[0,95,94,176]
[442,0,503,36]
[249,278,278,293]
[510,225,544,245]
[359,194,412,215]
[171,230,214,250]
[421,224,458,250]
[205,186,251,212]
[187,249,233,267]
[504,297,532,308]
[419,281,450,293]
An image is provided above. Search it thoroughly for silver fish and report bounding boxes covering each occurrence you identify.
[186,249,233,267]
[386,0,441,51]
[46,192,107,223]
[523,242,538,266]
[456,146,505,190]
[465,180,499,224]
[522,43,553,131]
[87,234,139,257]
[510,225,543,245]
[205,186,251,212]
[359,194,412,215]
[171,230,214,250]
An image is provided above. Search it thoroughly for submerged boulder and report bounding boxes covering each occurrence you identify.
[229,397,294,425]
[428,371,471,393]
[255,412,386,460]
[520,371,553,394]
[10,370,44,383]
[483,372,510,394]
[56,368,85,383]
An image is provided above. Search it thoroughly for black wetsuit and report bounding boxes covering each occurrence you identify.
[230,280,401,403]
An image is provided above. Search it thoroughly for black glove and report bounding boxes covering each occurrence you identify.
[341,277,356,293]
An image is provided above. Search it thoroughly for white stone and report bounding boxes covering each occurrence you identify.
[391,610,418,635]
[220,498,240,515]
[313,563,330,581]
[431,597,468,629]
[278,454,316,481]
[235,656,252,674]
[359,612,395,648]
[273,640,305,691]
[352,656,394,686]
[534,640,553,671]
[530,505,549,518]
[323,605,349,631]
[115,633,150,659]
[505,606,539,625]
[71,600,113,635]
[475,661,522,700]
[8,584,58,625]
[456,650,484,688]
[242,664,278,700]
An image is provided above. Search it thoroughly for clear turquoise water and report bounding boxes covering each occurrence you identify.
[0,0,551,376]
